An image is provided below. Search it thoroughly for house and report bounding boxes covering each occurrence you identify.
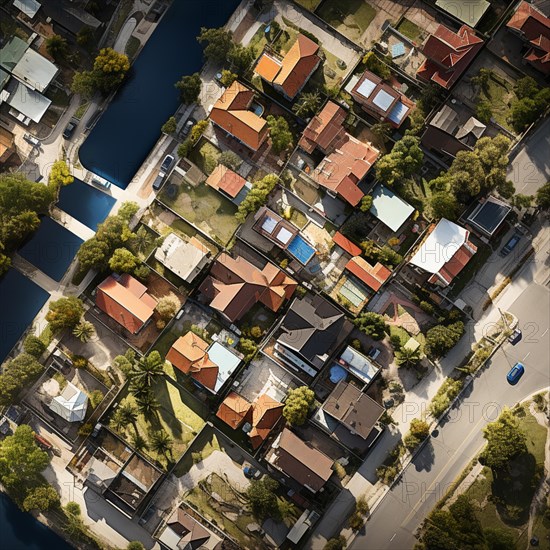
[332,231,362,257]
[0,127,16,165]
[351,70,415,128]
[333,345,380,386]
[166,332,241,394]
[274,294,353,376]
[506,1,550,75]
[40,0,102,36]
[13,0,42,20]
[209,81,268,150]
[421,104,486,158]
[409,218,477,287]
[312,134,380,206]
[254,34,321,100]
[205,164,251,205]
[154,233,210,284]
[49,382,88,422]
[268,428,333,493]
[323,381,384,441]
[216,392,252,429]
[157,506,222,550]
[95,274,157,334]
[369,184,415,233]
[417,24,484,89]
[199,252,297,323]
[248,394,284,449]
[298,101,347,154]
[344,257,392,292]
[435,0,490,28]
[463,195,511,238]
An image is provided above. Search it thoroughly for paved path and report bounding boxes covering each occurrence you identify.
[114,17,137,53]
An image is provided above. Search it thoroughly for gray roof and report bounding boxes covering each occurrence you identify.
[0,36,28,72]
[40,0,101,34]
[13,0,42,19]
[12,48,58,92]
[429,104,460,134]
[466,196,511,236]
[5,79,51,122]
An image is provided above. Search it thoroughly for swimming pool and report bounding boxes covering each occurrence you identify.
[0,269,50,363]
[57,177,116,230]
[287,235,316,265]
[18,217,83,282]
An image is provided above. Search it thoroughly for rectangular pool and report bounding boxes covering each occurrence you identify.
[57,177,116,230]
[0,269,50,363]
[287,235,316,265]
[18,217,83,282]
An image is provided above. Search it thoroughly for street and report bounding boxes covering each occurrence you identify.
[350,282,550,550]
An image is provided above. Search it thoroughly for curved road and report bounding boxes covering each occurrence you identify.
[351,281,550,550]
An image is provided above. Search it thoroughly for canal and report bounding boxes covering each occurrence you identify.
[79,0,241,188]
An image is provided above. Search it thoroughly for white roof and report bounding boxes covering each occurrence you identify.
[339,346,379,385]
[208,342,241,393]
[435,0,490,27]
[6,80,51,122]
[13,0,41,18]
[356,77,377,98]
[373,89,394,112]
[276,226,293,244]
[410,219,468,274]
[49,382,88,422]
[154,233,209,283]
[370,184,414,232]
[12,48,58,92]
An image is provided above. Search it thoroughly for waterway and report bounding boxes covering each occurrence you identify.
[79,0,241,188]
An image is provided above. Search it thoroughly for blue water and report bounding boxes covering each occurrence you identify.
[18,217,83,282]
[0,269,50,363]
[287,235,316,265]
[57,178,116,230]
[79,0,241,188]
[0,492,74,550]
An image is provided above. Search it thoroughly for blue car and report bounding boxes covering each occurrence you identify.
[507,362,525,385]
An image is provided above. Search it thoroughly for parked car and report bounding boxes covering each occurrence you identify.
[180,118,196,138]
[367,347,381,360]
[160,154,175,173]
[500,234,521,257]
[62,119,77,139]
[506,362,525,385]
[508,328,522,345]
[23,133,40,147]
[243,464,262,479]
[152,173,166,191]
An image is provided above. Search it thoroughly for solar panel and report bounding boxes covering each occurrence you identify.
[388,100,409,124]
[373,89,394,112]
[392,42,405,58]
[356,77,377,98]
[261,216,277,234]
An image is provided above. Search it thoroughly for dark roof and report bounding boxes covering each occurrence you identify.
[40,0,101,34]
[465,196,511,236]
[278,295,353,368]
[167,508,211,549]
[323,381,384,440]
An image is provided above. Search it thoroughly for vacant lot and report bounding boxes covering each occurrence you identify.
[317,0,377,41]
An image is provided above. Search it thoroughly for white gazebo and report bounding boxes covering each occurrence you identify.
[49,382,88,422]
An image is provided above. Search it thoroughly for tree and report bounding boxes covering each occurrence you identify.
[175,73,202,104]
[375,136,423,186]
[424,322,464,359]
[127,543,145,550]
[266,115,294,154]
[149,429,172,457]
[129,433,148,453]
[0,425,50,490]
[429,192,460,220]
[324,536,347,550]
[514,76,539,100]
[359,195,373,212]
[46,296,84,333]
[247,477,280,520]
[71,71,96,98]
[161,116,177,135]
[118,402,138,427]
[292,91,322,117]
[0,353,44,406]
[77,26,95,49]
[63,501,87,540]
[129,226,153,256]
[72,320,95,343]
[476,100,492,124]
[378,245,402,269]
[236,173,279,222]
[362,52,391,79]
[237,338,258,362]
[355,312,387,340]
[76,238,109,271]
[370,122,392,145]
[395,346,421,368]
[23,335,46,358]
[197,27,234,63]
[156,297,178,321]
[510,97,538,132]
[45,35,68,62]
[135,390,160,416]
[228,44,255,76]
[130,351,164,388]
[410,418,430,439]
[471,68,493,93]
[23,484,60,512]
[535,182,550,210]
[93,48,130,91]
[109,247,139,273]
[480,407,527,470]
[483,527,516,550]
[218,69,237,87]
[283,386,315,426]
[218,150,242,171]
[512,193,533,209]
[110,408,127,432]
[496,179,515,199]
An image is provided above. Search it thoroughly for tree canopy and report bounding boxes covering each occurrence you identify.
[197,27,234,63]
[283,386,315,426]
[175,73,202,104]
[236,174,279,222]
[266,115,294,154]
[354,312,387,340]
[247,477,280,520]
[46,296,84,333]
[375,136,424,186]
[424,322,464,359]
[536,182,550,210]
[0,353,45,407]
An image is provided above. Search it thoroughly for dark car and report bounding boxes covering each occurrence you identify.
[508,328,522,345]
[243,465,262,479]
[160,154,175,173]
[500,234,521,257]
[152,173,166,191]
[507,362,525,385]
[62,119,77,139]
[180,118,196,139]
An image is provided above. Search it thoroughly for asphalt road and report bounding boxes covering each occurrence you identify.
[350,282,550,550]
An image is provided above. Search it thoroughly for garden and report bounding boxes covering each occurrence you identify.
[317,0,377,42]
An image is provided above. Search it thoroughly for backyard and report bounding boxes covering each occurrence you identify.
[395,17,425,42]
[295,0,322,10]
[317,0,377,41]
[188,138,221,175]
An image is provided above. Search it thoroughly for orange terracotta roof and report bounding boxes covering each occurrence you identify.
[216,392,252,429]
[345,257,392,292]
[428,240,477,285]
[254,53,282,81]
[205,164,247,198]
[188,236,210,254]
[166,331,209,373]
[333,231,362,256]
[209,81,268,150]
[95,274,157,334]
[249,394,284,449]
[299,100,347,154]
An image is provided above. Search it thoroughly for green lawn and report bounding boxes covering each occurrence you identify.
[125,36,140,59]
[172,428,221,478]
[295,0,322,10]
[396,18,424,42]
[475,73,517,132]
[188,138,221,175]
[317,0,377,41]
[389,325,411,347]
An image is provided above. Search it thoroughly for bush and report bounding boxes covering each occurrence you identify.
[419,301,434,315]
[425,321,464,359]
[250,326,263,339]
[89,390,104,409]
[71,355,88,369]
[350,339,362,351]
[356,497,369,515]
[354,312,387,340]
[156,297,178,321]
[429,378,463,418]
[23,335,46,358]
[237,338,258,362]
[376,464,398,485]
[133,264,150,282]
[78,423,93,437]
[404,433,421,450]
[280,258,289,269]
[0,353,44,406]
[324,536,346,550]
[348,512,364,531]
[390,334,402,349]
[283,386,315,426]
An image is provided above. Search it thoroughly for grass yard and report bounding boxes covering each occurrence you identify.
[389,325,411,347]
[125,36,140,59]
[295,0,322,10]
[475,73,518,132]
[317,0,377,41]
[396,18,424,42]
[153,320,192,358]
[172,428,221,478]
[160,181,239,246]
[188,138,221,175]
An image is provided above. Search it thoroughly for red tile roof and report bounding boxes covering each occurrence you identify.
[205,164,247,198]
[345,257,392,291]
[95,274,157,334]
[417,24,484,88]
[298,101,347,154]
[216,392,252,429]
[332,231,362,257]
[249,394,284,449]
[428,240,478,285]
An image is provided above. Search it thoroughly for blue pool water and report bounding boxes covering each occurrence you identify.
[18,217,83,282]
[0,269,50,363]
[57,178,116,230]
[79,0,240,188]
[287,235,316,265]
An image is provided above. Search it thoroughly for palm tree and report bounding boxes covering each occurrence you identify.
[130,433,148,453]
[135,390,160,417]
[46,35,68,62]
[109,408,126,432]
[129,226,153,257]
[395,346,421,368]
[130,351,164,389]
[117,402,138,426]
[292,91,321,117]
[72,320,95,343]
[149,429,172,458]
[370,122,392,145]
